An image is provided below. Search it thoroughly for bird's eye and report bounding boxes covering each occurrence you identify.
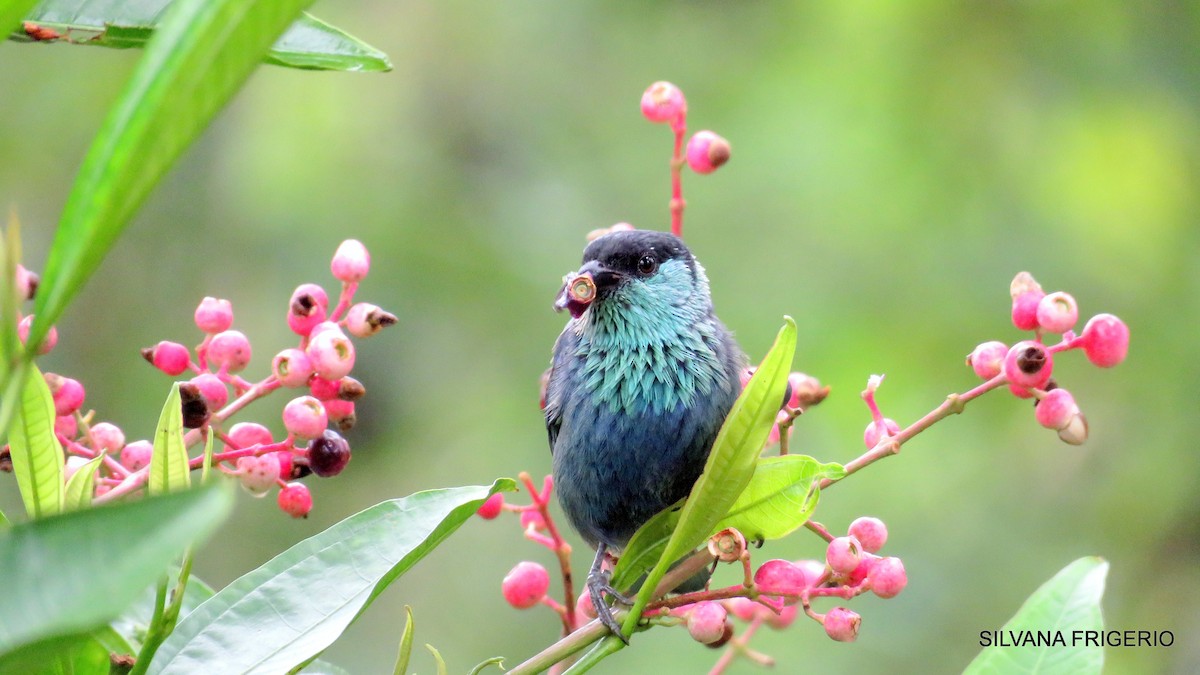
[637,255,657,275]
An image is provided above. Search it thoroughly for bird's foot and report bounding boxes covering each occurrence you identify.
[588,544,632,644]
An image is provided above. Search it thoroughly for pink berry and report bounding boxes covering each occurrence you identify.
[1003,341,1053,389]
[967,341,1007,380]
[17,315,56,354]
[63,456,91,482]
[331,239,370,283]
[283,396,328,440]
[686,601,729,645]
[1035,388,1079,431]
[502,561,550,609]
[189,373,229,410]
[142,341,191,376]
[520,509,548,532]
[863,418,900,449]
[823,607,861,642]
[476,493,505,519]
[45,374,85,417]
[576,591,598,621]
[225,422,273,452]
[1081,313,1129,368]
[15,264,38,300]
[287,284,329,336]
[1011,290,1045,331]
[847,554,878,586]
[307,429,351,477]
[193,296,233,334]
[1036,291,1078,334]
[89,422,125,453]
[324,399,357,432]
[236,454,280,497]
[273,348,315,388]
[55,414,77,439]
[724,597,762,623]
[278,482,312,518]
[686,131,731,174]
[765,603,798,630]
[754,559,809,603]
[345,303,397,338]
[309,376,341,400]
[869,556,908,598]
[848,517,888,553]
[1008,383,1035,399]
[207,330,252,373]
[826,536,862,575]
[306,328,356,380]
[640,81,686,123]
[121,440,153,471]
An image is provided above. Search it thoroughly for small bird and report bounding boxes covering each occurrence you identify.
[544,229,746,640]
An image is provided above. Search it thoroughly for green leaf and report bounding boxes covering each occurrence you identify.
[0,483,234,656]
[0,215,23,416]
[963,557,1108,675]
[11,3,391,72]
[63,452,106,511]
[618,317,796,636]
[111,573,215,653]
[27,0,315,350]
[148,383,189,495]
[467,657,506,675]
[609,502,682,593]
[8,363,64,518]
[300,660,351,675]
[0,0,40,40]
[149,480,517,674]
[0,631,114,675]
[392,606,415,675]
[425,644,447,675]
[713,455,845,541]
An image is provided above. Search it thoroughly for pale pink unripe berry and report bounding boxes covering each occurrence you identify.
[225,422,273,452]
[1011,291,1045,331]
[826,536,863,575]
[575,591,598,621]
[283,396,328,439]
[686,131,731,174]
[309,376,341,400]
[193,296,233,334]
[273,348,314,388]
[307,429,351,477]
[17,315,56,354]
[287,284,329,336]
[967,341,1007,380]
[324,399,356,432]
[331,239,370,283]
[869,556,908,598]
[121,440,153,471]
[15,264,38,300]
[45,374,85,417]
[1004,341,1053,389]
[237,454,280,497]
[55,414,77,439]
[848,517,888,553]
[142,340,191,376]
[723,597,762,623]
[520,509,548,532]
[207,330,251,373]
[89,422,125,453]
[345,303,397,338]
[1036,291,1078,334]
[738,367,755,390]
[765,603,799,630]
[189,373,228,410]
[686,602,729,645]
[1081,313,1129,368]
[502,561,550,609]
[640,81,686,123]
[278,482,312,518]
[306,328,356,380]
[847,553,878,586]
[1035,388,1079,431]
[64,456,91,482]
[754,559,809,603]
[863,418,900,449]
[476,493,504,519]
[823,607,861,642]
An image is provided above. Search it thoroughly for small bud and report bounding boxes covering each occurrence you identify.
[848,517,888,553]
[967,341,1007,380]
[1009,271,1044,298]
[323,399,356,432]
[786,372,829,408]
[1036,291,1078,334]
[278,482,312,518]
[1081,313,1129,368]
[17,315,56,355]
[193,297,233,334]
[15,264,38,300]
[863,418,900,449]
[1057,411,1089,445]
[823,607,861,642]
[686,131,731,174]
[306,328,356,381]
[45,373,85,417]
[640,81,686,123]
[207,330,252,373]
[754,559,809,604]
[89,422,125,453]
[307,429,351,477]
[826,536,862,575]
[1003,341,1053,389]
[287,284,330,336]
[476,493,505,519]
[236,454,280,497]
[142,341,191,376]
[346,302,397,338]
[189,373,228,410]
[869,556,908,598]
[331,239,370,283]
[283,396,329,440]
[686,601,729,645]
[273,348,315,388]
[121,440,153,471]
[225,422,273,452]
[502,561,550,609]
[178,382,210,429]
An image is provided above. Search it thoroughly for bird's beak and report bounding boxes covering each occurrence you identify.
[554,261,619,319]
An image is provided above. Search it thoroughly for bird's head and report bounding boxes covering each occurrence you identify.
[554,230,706,321]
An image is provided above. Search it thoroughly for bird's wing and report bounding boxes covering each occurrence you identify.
[544,325,579,454]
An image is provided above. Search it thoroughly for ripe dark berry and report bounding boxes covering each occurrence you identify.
[178,382,210,429]
[307,429,351,477]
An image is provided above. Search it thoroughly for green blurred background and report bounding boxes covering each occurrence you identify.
[2,1,1197,673]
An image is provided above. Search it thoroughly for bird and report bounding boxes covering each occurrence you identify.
[544,229,746,641]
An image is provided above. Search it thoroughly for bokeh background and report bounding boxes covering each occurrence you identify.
[2,2,1198,673]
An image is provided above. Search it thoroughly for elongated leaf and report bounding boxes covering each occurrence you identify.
[63,452,105,511]
[111,573,215,653]
[468,657,506,675]
[8,364,64,518]
[0,483,233,655]
[27,0,315,350]
[149,480,516,674]
[609,503,681,593]
[392,606,415,675]
[619,317,796,635]
[964,557,1108,675]
[12,4,391,72]
[148,383,189,495]
[0,0,41,40]
[713,455,845,541]
[0,632,112,675]
[425,644,447,675]
[0,216,23,412]
[300,660,351,675]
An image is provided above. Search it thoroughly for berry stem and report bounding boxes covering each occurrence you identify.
[669,115,687,238]
[804,519,835,543]
[709,615,769,675]
[519,472,578,636]
[330,281,359,322]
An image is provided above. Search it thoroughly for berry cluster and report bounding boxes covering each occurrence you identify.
[6,240,395,517]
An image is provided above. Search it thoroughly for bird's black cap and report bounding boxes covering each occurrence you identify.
[581,230,694,277]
